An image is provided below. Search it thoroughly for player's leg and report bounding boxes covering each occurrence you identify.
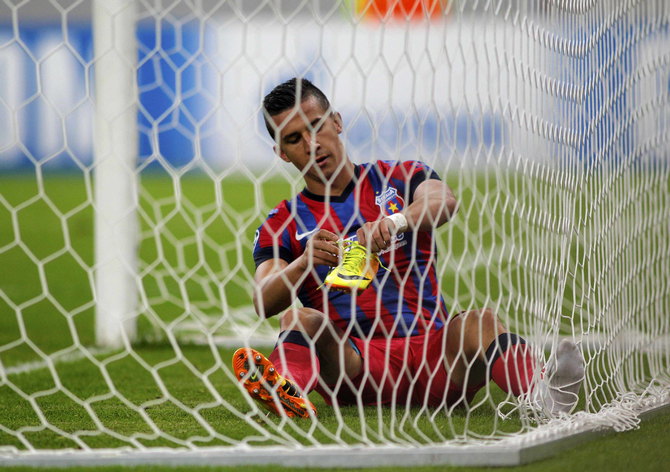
[272,306,362,387]
[443,309,515,393]
[232,307,362,418]
[244,308,408,411]
[444,309,584,415]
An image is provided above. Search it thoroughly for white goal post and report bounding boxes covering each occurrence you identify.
[0,0,669,468]
[93,0,139,349]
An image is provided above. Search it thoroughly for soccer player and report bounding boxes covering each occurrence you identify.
[233,78,584,419]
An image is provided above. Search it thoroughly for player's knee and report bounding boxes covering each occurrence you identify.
[462,308,503,356]
[461,308,495,329]
[478,308,502,334]
[281,307,328,338]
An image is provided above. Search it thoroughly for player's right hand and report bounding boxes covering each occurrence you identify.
[356,218,395,254]
[298,229,340,271]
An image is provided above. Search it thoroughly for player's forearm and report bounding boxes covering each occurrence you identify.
[253,260,306,318]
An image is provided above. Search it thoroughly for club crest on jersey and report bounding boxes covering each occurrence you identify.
[375,187,405,216]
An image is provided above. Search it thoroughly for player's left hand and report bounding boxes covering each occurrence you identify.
[356,218,394,253]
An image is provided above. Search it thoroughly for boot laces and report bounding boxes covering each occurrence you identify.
[340,240,369,272]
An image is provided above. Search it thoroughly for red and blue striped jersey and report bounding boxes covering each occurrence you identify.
[253,160,448,338]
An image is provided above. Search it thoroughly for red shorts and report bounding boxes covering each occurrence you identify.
[314,326,483,408]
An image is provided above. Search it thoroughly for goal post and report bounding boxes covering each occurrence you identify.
[0,0,669,468]
[92,0,139,348]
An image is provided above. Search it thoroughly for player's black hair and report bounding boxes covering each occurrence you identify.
[262,78,331,139]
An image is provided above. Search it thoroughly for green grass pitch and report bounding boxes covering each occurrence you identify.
[0,171,668,470]
[0,172,523,451]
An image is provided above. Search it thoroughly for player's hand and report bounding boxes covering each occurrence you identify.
[356,218,394,254]
[298,229,340,271]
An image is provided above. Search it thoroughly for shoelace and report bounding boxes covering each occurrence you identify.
[319,240,389,291]
[339,240,370,273]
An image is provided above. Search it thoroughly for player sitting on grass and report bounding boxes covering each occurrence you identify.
[232,78,584,419]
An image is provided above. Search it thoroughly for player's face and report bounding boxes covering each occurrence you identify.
[271,95,346,183]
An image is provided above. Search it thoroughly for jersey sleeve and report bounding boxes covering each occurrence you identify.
[252,201,296,268]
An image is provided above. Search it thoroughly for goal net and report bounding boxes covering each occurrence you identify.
[0,0,669,467]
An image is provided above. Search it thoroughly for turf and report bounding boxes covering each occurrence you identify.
[0,172,523,452]
[1,409,668,470]
[0,171,668,467]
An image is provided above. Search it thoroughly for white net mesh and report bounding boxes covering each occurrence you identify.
[0,0,669,466]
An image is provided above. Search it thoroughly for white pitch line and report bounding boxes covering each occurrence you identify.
[2,347,114,377]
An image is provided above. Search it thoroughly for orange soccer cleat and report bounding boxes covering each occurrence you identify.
[232,347,317,419]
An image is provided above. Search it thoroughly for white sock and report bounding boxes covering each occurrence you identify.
[533,339,585,416]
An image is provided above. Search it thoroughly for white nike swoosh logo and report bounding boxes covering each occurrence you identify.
[295,228,319,241]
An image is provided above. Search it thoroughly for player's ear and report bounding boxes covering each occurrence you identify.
[332,112,343,134]
[274,144,290,163]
